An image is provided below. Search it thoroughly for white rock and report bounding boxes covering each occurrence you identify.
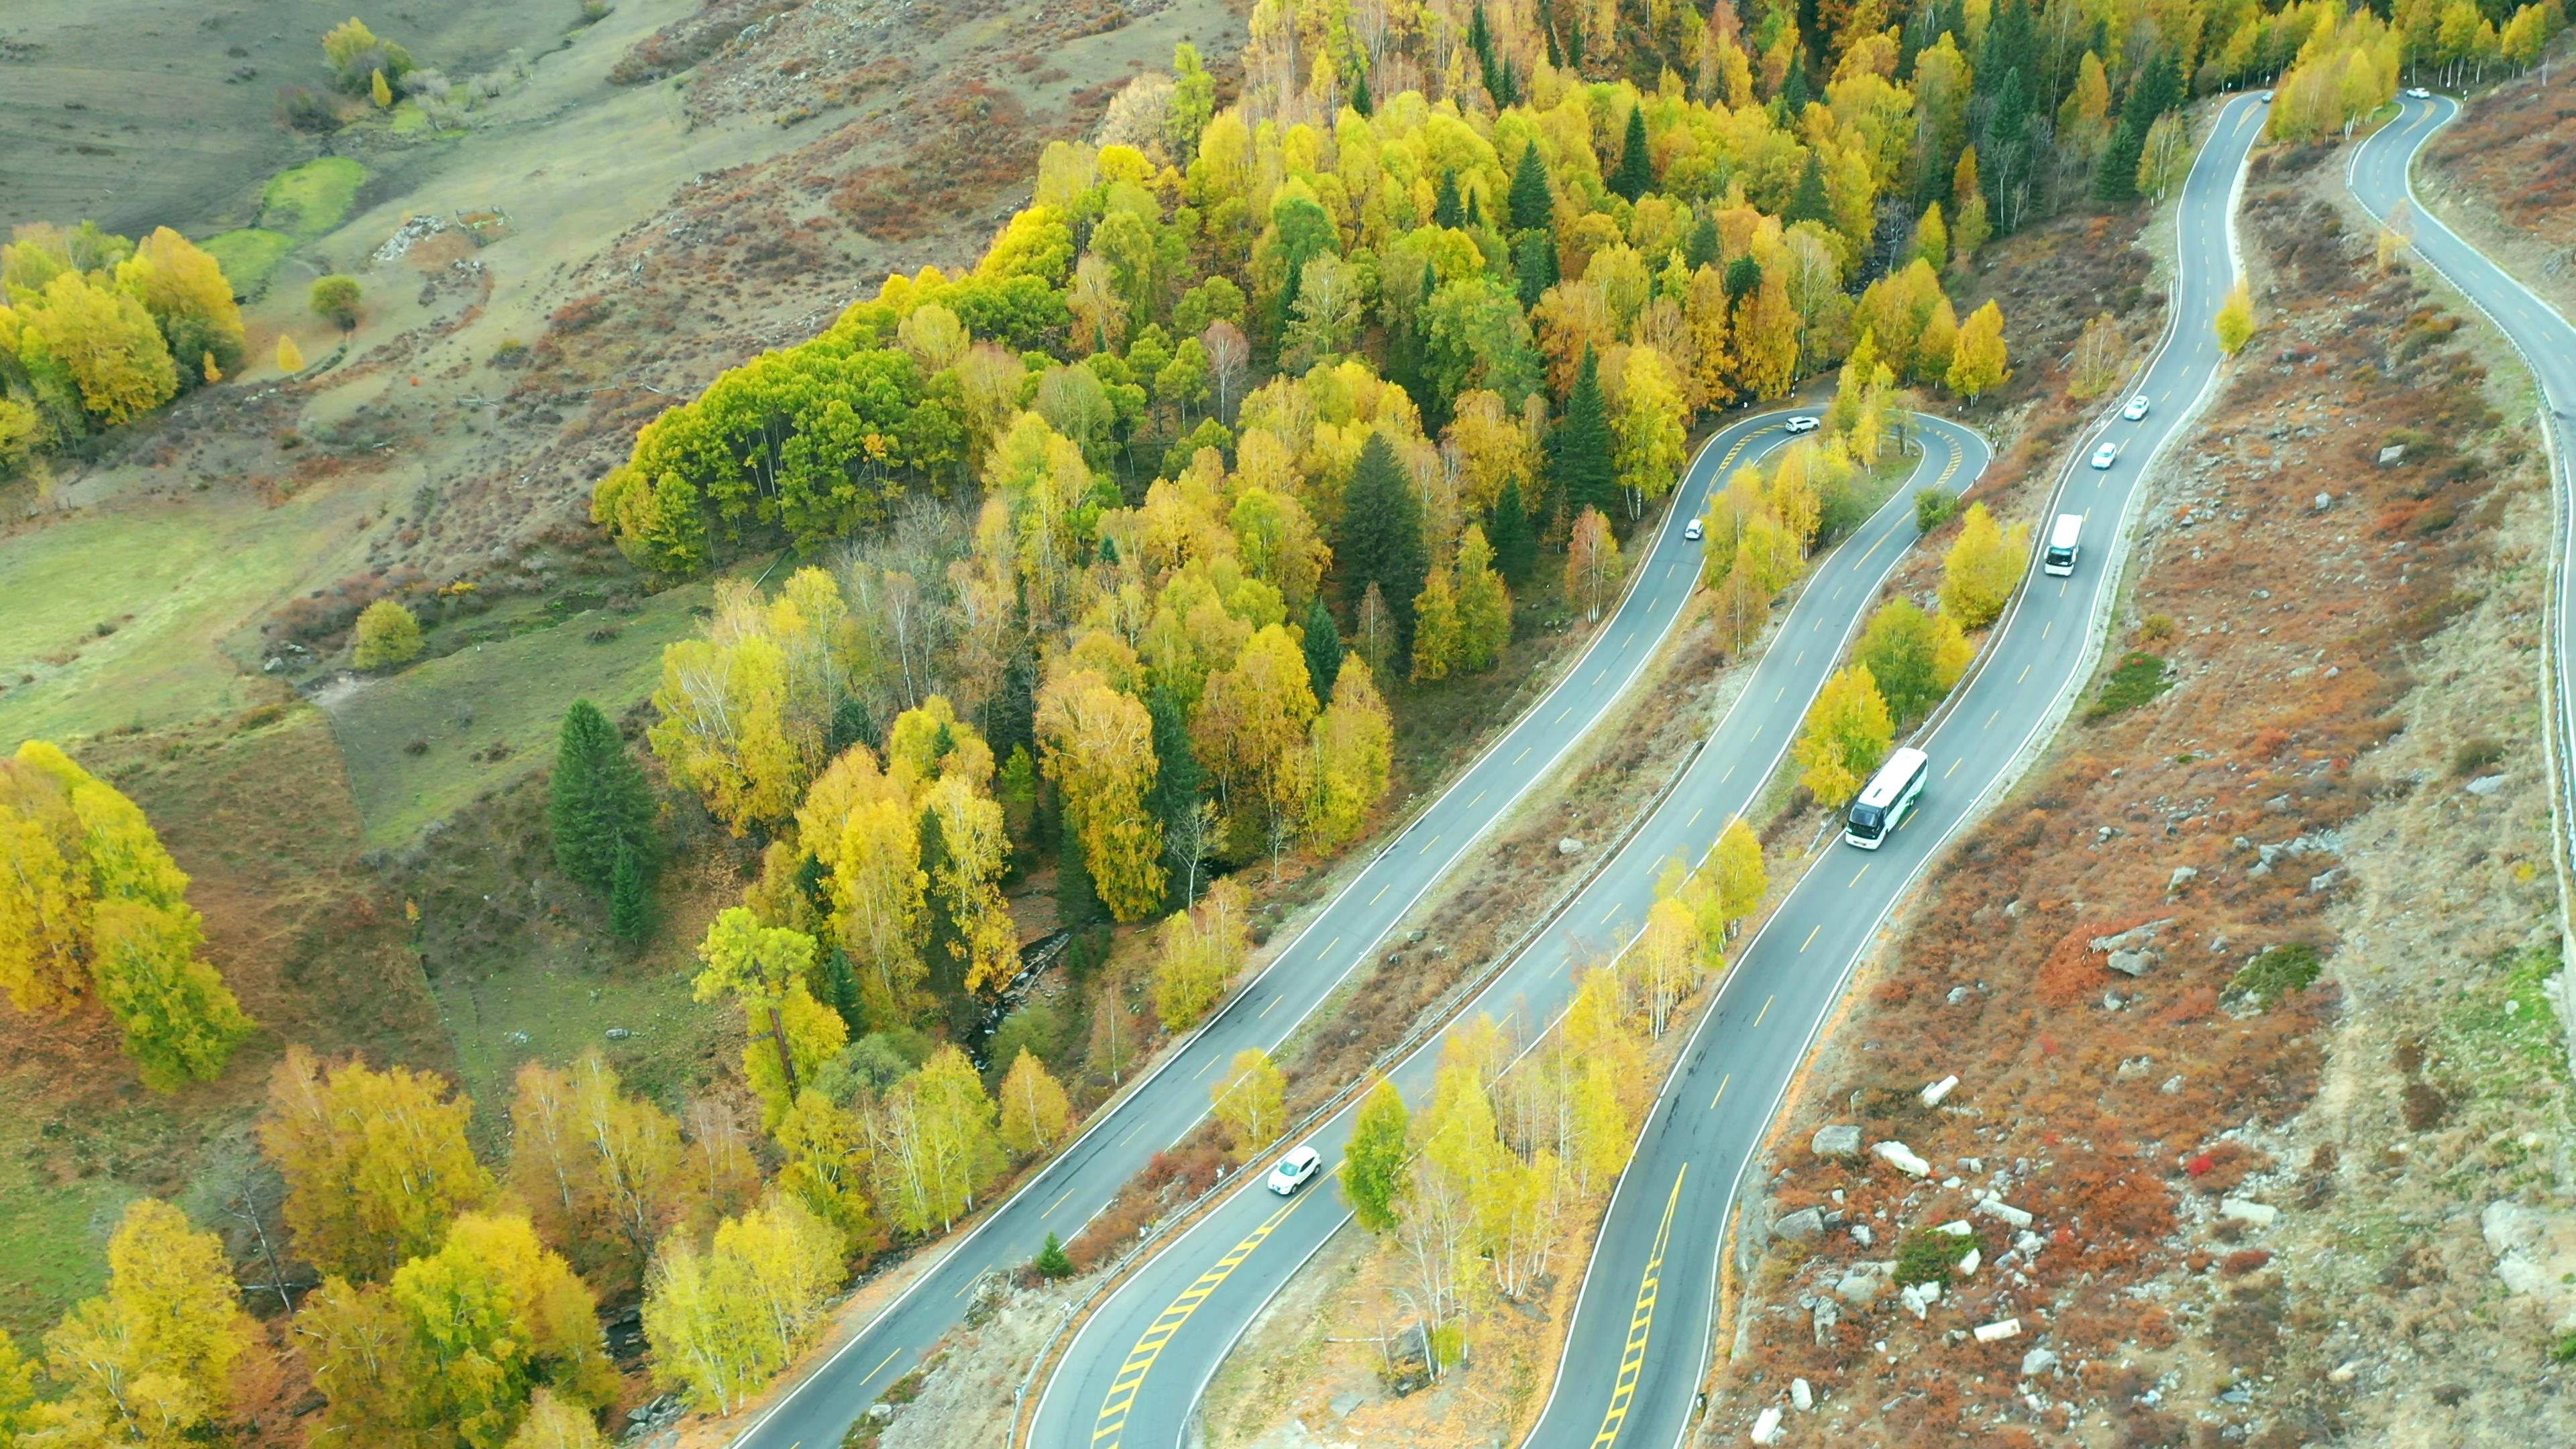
[2220,1197,2278,1229]
[2313,492,2332,511]
[2168,866,2198,890]
[1974,1318,2023,1342]
[1874,1141,1931,1177]
[1935,1220,1974,1237]
[1921,1074,1960,1106]
[1974,1195,2034,1229]
[1901,1281,1942,1319]
[1752,1406,1784,1444]
[2021,1346,2060,1378]
[1811,1124,1864,1158]
[1849,1223,1874,1248]
[1791,1377,1814,1411]
[2467,773,2509,797]
[1957,1248,1982,1277]
[1557,837,1587,855]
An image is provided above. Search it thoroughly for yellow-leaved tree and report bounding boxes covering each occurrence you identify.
[869,1044,1004,1235]
[693,908,845,1128]
[354,597,423,668]
[2215,281,2257,356]
[1211,1046,1286,1159]
[1938,502,2028,629]
[796,744,929,1026]
[643,1194,847,1416]
[0,740,254,1090]
[1035,668,1167,921]
[261,1044,497,1280]
[1793,665,1895,805]
[1305,657,1393,851]
[507,1051,686,1295]
[30,1199,250,1446]
[998,1046,1073,1153]
[1945,300,2010,402]
[303,1211,619,1448]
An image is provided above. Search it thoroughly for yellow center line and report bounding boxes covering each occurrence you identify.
[1754,994,1775,1026]
[1042,1183,1080,1219]
[1774,686,1784,702]
[859,1348,900,1388]
[1945,757,1964,778]
[1556,706,1572,723]
[1848,861,1870,887]
[1985,709,2001,729]
[1601,902,1621,924]
[1686,807,1703,829]
[1515,746,1533,765]
[1793,649,1805,665]
[1371,883,1389,905]
[1799,925,1821,953]
[1417,833,1442,855]
[2042,620,2052,641]
[1710,1073,1732,1111]
[1721,763,1737,784]
[2017,663,2031,684]
[1193,1055,1218,1080]
[1469,789,1486,808]
[1586,1165,1688,1449]
[1258,995,1282,1018]
[1749,723,1763,741]
[1593,669,1609,686]
[1093,1197,1301,1447]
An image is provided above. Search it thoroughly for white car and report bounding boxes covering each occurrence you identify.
[1684,518,1705,541]
[2121,395,2150,421]
[1784,415,1821,434]
[2406,87,2432,99]
[1267,1144,1323,1195]
[2260,90,2275,102]
[2090,441,2120,470]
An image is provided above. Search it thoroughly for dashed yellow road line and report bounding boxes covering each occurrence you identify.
[1587,1165,1688,1448]
[1709,1073,1731,1110]
[1799,924,1821,953]
[1754,994,1775,1026]
[1093,1197,1303,1447]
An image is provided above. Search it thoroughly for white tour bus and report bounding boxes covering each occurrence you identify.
[1843,747,1929,850]
[2042,513,2082,576]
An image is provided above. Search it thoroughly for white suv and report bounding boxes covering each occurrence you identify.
[1267,1145,1323,1195]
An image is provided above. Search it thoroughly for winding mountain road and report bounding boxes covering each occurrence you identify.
[1518,91,2269,1449]
[2348,91,2576,914]
[1030,414,1992,1449]
[729,407,1823,1449]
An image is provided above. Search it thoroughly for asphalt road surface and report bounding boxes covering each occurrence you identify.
[1519,93,2269,1449]
[2348,91,2576,904]
[726,406,1819,1449]
[1030,415,1992,1449]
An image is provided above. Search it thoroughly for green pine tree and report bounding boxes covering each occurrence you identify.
[1351,64,1373,116]
[1336,433,1431,657]
[1723,256,1763,301]
[1144,685,1208,906]
[1780,56,1812,117]
[1035,1231,1076,1278]
[608,838,653,945]
[1684,211,1723,270]
[1508,144,1554,233]
[1786,152,1831,226]
[1301,598,1344,698]
[1434,168,1465,229]
[1512,229,1559,310]
[1548,347,1618,521]
[1489,478,1539,585]
[1056,806,1104,929]
[820,946,865,1032]
[549,699,655,896]
[1613,103,1654,201]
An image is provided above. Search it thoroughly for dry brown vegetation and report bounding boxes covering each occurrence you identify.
[1699,144,2575,1446]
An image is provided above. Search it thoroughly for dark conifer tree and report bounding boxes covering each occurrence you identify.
[1055,810,1103,929]
[1301,597,1345,699]
[1512,229,1558,309]
[1508,144,1555,233]
[1612,103,1654,201]
[1684,211,1723,270]
[1434,168,1466,229]
[1548,347,1618,521]
[1336,433,1431,655]
[549,698,656,897]
[608,838,653,945]
[1489,478,1539,586]
[1724,256,1764,301]
[1786,152,1831,225]
[1144,684,1207,902]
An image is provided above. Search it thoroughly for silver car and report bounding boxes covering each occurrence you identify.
[2090,441,2120,470]
[1267,1144,1322,1195]
[2121,395,2149,421]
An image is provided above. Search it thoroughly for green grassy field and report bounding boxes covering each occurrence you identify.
[0,486,376,746]
[195,227,297,299]
[0,1070,152,1341]
[329,583,714,847]
[260,156,370,239]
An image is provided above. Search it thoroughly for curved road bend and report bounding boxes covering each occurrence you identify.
[2349,93,2576,890]
[728,407,1804,1449]
[1031,416,1992,1449]
[1521,93,2269,1449]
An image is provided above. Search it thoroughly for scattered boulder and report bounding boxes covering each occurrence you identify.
[1834,1262,1892,1305]
[2106,949,2159,978]
[1974,1318,2023,1343]
[1812,1124,1863,1159]
[1752,1405,1785,1444]
[1935,1220,1974,1237]
[1975,1195,2035,1228]
[1557,837,1586,855]
[604,1027,634,1040]
[2169,865,2198,891]
[1772,1207,1827,1243]
[2021,1346,2061,1378]
[1901,1281,1941,1319]
[1849,1223,1875,1248]
[2481,1200,2576,1329]
[1810,1297,1839,1345]
[2312,492,2332,511]
[1957,1248,1982,1277]
[1874,1141,1931,1177]
[2466,773,2509,797]
[2220,1197,2279,1229]
[2090,918,2177,954]
[1791,1378,1814,1412]
[1921,1075,1960,1107]
[2377,443,2407,467]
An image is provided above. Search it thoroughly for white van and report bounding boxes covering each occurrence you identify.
[2042,514,2082,576]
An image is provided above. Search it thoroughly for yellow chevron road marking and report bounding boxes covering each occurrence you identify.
[1588,1164,1688,1448]
[1093,1195,1302,1446]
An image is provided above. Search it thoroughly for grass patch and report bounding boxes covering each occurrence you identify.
[260,156,370,239]
[195,227,296,300]
[1892,1226,1980,1287]
[2226,943,2324,1008]
[2086,651,2171,720]
[0,1094,129,1342]
[2443,943,2573,1097]
[2451,737,2506,776]
[329,584,711,847]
